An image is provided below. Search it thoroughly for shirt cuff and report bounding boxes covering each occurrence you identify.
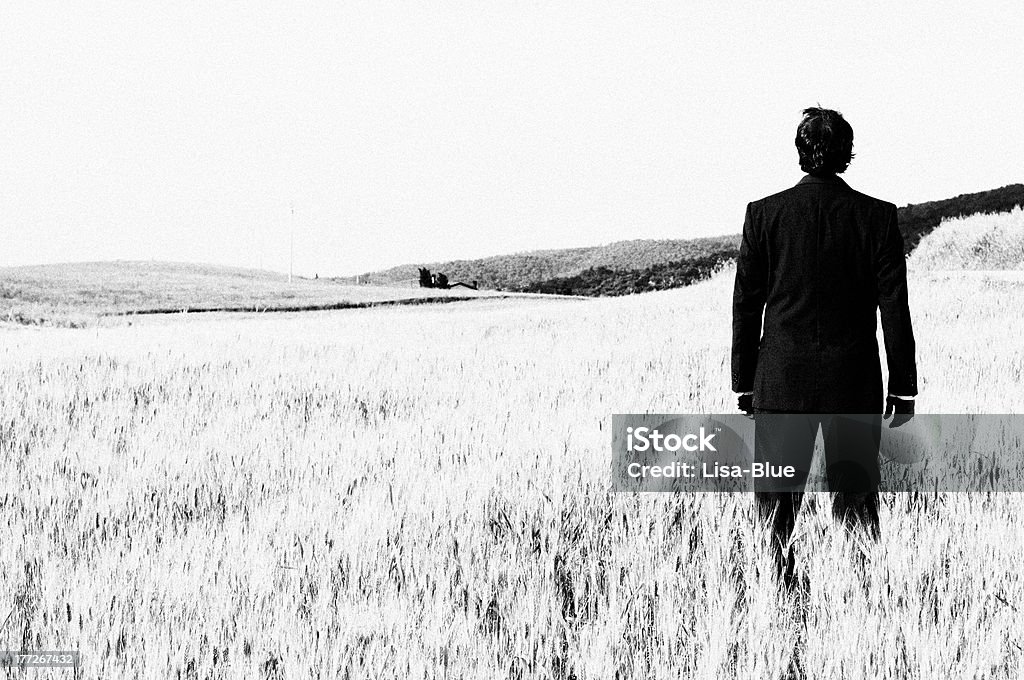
[888,394,915,400]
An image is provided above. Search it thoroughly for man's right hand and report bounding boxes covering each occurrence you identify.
[883,396,914,428]
[738,393,754,417]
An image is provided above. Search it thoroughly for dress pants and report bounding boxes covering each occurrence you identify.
[752,409,882,587]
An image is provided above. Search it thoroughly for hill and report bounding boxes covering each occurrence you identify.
[5,185,1020,326]
[520,248,738,296]
[0,261,517,327]
[349,235,741,290]
[355,183,1023,297]
[910,206,1024,271]
[897,183,1024,253]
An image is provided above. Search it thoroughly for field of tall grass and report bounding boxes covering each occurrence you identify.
[2,245,1023,677]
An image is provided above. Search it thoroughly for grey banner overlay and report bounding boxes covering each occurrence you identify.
[611,414,1024,492]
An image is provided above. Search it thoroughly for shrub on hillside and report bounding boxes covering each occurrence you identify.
[520,249,738,296]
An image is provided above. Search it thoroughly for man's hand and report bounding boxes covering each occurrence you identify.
[883,396,914,428]
[738,393,754,417]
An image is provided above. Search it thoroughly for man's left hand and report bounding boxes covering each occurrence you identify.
[884,396,914,428]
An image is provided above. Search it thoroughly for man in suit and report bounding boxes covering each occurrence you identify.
[731,107,917,587]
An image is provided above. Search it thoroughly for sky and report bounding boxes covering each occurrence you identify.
[2,1,1022,277]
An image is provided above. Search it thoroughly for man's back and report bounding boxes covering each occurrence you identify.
[731,173,917,413]
[737,106,918,590]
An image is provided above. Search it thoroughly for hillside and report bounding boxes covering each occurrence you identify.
[5,185,1020,327]
[353,183,1024,297]
[897,183,1024,253]
[0,261,510,327]
[521,248,738,296]
[910,206,1024,271]
[350,235,741,290]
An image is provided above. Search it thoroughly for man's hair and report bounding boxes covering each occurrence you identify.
[795,107,855,175]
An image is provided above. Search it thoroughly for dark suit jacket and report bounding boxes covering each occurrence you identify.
[731,174,917,412]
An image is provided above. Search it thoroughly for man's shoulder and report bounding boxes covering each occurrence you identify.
[747,187,794,210]
[846,188,897,213]
[748,181,896,213]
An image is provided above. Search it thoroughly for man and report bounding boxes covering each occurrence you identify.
[731,107,917,587]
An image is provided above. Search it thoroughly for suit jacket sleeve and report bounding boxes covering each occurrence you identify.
[731,202,767,393]
[877,205,918,396]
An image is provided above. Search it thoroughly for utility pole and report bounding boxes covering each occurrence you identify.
[254,219,262,270]
[289,203,295,283]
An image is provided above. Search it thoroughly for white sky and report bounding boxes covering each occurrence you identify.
[2,1,1022,276]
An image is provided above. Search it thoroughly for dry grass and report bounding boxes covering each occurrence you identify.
[1,257,1023,677]
[910,207,1024,271]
